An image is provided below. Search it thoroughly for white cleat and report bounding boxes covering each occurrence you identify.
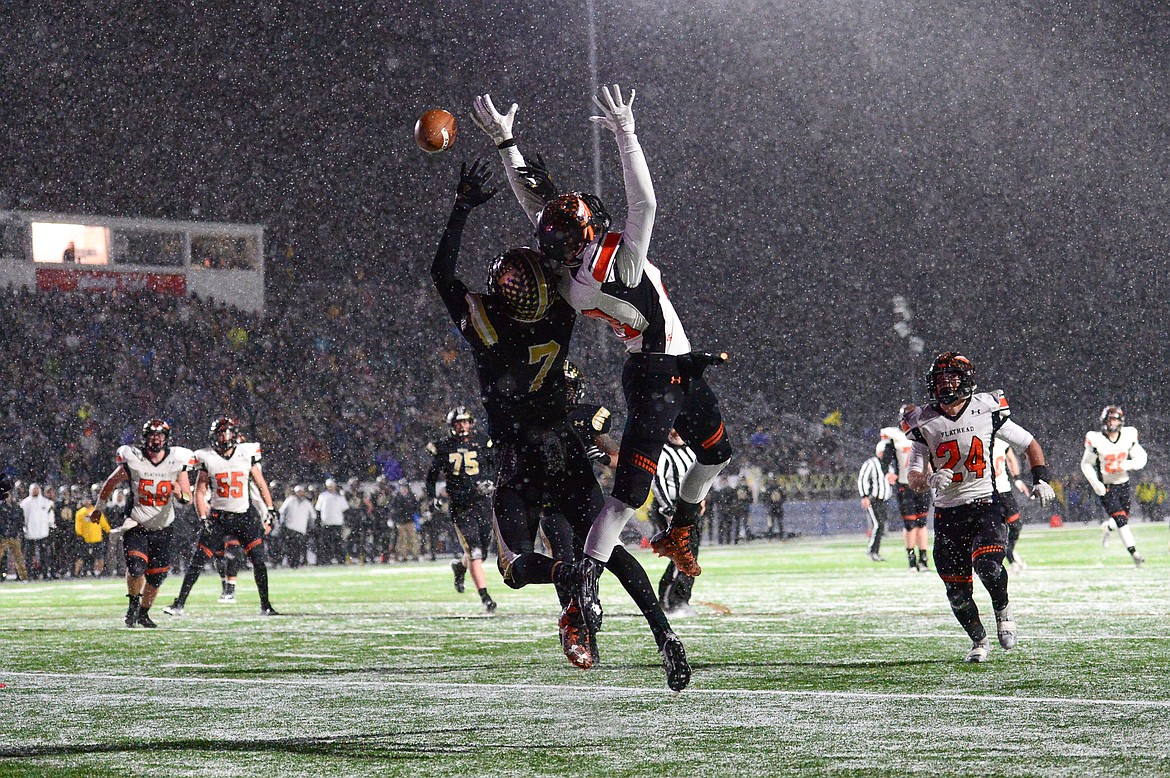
[994,606,1017,650]
[964,638,992,663]
[218,592,236,603]
[1133,551,1145,568]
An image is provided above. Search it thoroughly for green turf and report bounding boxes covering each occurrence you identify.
[2,522,1170,777]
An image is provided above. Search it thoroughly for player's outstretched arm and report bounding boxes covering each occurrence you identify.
[591,84,655,287]
[430,158,496,302]
[471,93,546,226]
[92,466,129,521]
[1080,446,1107,496]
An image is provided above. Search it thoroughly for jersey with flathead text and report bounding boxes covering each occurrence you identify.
[117,445,196,530]
[194,442,263,514]
[1084,427,1145,486]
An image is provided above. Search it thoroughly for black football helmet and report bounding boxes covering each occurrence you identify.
[926,352,976,406]
[487,247,554,322]
[141,418,172,455]
[564,361,584,404]
[535,192,610,267]
[209,416,238,455]
[1100,405,1125,434]
[446,406,473,438]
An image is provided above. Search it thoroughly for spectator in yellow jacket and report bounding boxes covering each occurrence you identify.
[74,496,110,577]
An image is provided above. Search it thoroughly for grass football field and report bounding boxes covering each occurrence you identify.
[3,522,1170,777]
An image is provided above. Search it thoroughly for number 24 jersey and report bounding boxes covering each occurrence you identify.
[903,391,1034,509]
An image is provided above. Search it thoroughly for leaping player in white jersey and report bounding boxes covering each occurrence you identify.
[91,419,195,628]
[1082,405,1148,566]
[903,353,1056,663]
[166,417,280,616]
[473,85,732,645]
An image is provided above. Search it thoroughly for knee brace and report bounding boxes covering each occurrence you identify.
[145,570,168,588]
[1112,511,1130,528]
[973,551,1006,583]
[126,555,148,578]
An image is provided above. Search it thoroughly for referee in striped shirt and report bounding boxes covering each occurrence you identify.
[857,454,893,561]
[652,430,700,612]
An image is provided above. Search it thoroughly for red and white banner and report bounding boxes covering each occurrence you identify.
[36,269,187,296]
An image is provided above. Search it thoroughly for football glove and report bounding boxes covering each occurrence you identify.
[471,93,517,146]
[926,468,956,491]
[589,83,636,135]
[454,158,497,209]
[267,508,279,527]
[515,151,557,203]
[1032,480,1057,506]
[584,445,609,464]
[475,480,495,497]
[430,497,444,512]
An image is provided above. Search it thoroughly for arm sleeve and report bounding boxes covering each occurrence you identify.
[424,457,442,500]
[430,203,474,326]
[995,419,1035,452]
[907,440,930,474]
[609,132,656,287]
[498,145,546,227]
[1127,440,1148,471]
[1081,446,1105,492]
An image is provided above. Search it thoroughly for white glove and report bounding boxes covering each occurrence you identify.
[1090,481,1108,497]
[1032,480,1056,506]
[926,468,956,491]
[589,84,636,135]
[471,94,517,146]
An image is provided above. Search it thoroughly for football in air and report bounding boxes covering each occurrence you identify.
[415,109,458,153]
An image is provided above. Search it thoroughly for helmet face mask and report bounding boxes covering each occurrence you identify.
[141,419,171,456]
[446,406,473,438]
[1100,405,1125,435]
[927,353,976,406]
[487,247,554,322]
[536,193,610,269]
[209,417,238,455]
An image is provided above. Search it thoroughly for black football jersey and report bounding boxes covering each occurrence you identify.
[426,432,494,509]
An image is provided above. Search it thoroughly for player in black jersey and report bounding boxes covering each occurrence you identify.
[425,406,497,612]
[431,160,690,689]
[473,86,733,642]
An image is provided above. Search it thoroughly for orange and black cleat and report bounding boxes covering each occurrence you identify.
[558,599,594,670]
[650,524,702,577]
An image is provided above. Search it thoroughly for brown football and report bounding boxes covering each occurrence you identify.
[414,109,458,153]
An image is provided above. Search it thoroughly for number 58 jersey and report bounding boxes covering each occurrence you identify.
[193,442,263,514]
[903,391,1035,509]
[117,445,197,530]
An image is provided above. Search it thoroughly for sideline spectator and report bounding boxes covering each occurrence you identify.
[278,484,315,568]
[314,478,347,564]
[21,483,56,579]
[0,489,28,580]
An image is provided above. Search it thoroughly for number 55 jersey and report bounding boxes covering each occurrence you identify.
[903,391,1035,509]
[117,444,197,530]
[193,441,263,513]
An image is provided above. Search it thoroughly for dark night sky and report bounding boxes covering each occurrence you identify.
[4,0,1170,469]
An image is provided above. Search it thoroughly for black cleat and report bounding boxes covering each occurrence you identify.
[482,593,497,614]
[260,604,280,616]
[137,611,158,629]
[125,595,142,628]
[660,632,691,691]
[575,557,605,634]
[451,559,467,593]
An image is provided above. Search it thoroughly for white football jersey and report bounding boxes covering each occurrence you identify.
[1082,426,1146,487]
[193,441,263,514]
[904,391,1035,509]
[991,436,1015,493]
[116,445,196,530]
[877,426,913,484]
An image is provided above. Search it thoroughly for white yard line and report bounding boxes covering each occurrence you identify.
[5,670,1170,709]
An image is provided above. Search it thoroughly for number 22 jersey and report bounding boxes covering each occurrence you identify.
[903,391,1035,509]
[193,442,263,514]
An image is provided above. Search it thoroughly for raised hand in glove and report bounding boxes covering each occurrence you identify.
[267,508,279,527]
[430,497,444,513]
[1032,480,1057,506]
[584,445,609,464]
[589,83,636,135]
[471,94,518,146]
[516,152,557,203]
[455,158,497,208]
[926,468,957,491]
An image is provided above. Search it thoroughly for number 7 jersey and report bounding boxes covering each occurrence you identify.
[902,391,1035,509]
[193,442,263,513]
[117,444,197,530]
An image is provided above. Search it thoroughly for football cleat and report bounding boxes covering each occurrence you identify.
[260,604,280,616]
[650,525,702,577]
[162,601,184,616]
[868,551,886,562]
[994,606,1017,650]
[660,632,691,692]
[1133,551,1145,568]
[964,638,991,663]
[558,600,594,670]
[218,592,236,604]
[137,611,158,629]
[916,559,930,572]
[451,559,467,593]
[125,601,141,629]
[575,557,605,633]
[482,593,497,614]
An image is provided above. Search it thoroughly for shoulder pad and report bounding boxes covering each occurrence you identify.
[1085,432,1099,449]
[1122,426,1139,442]
[116,445,134,465]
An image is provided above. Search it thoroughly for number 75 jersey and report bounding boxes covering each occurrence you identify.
[117,445,197,530]
[193,442,263,514]
[903,391,1035,509]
